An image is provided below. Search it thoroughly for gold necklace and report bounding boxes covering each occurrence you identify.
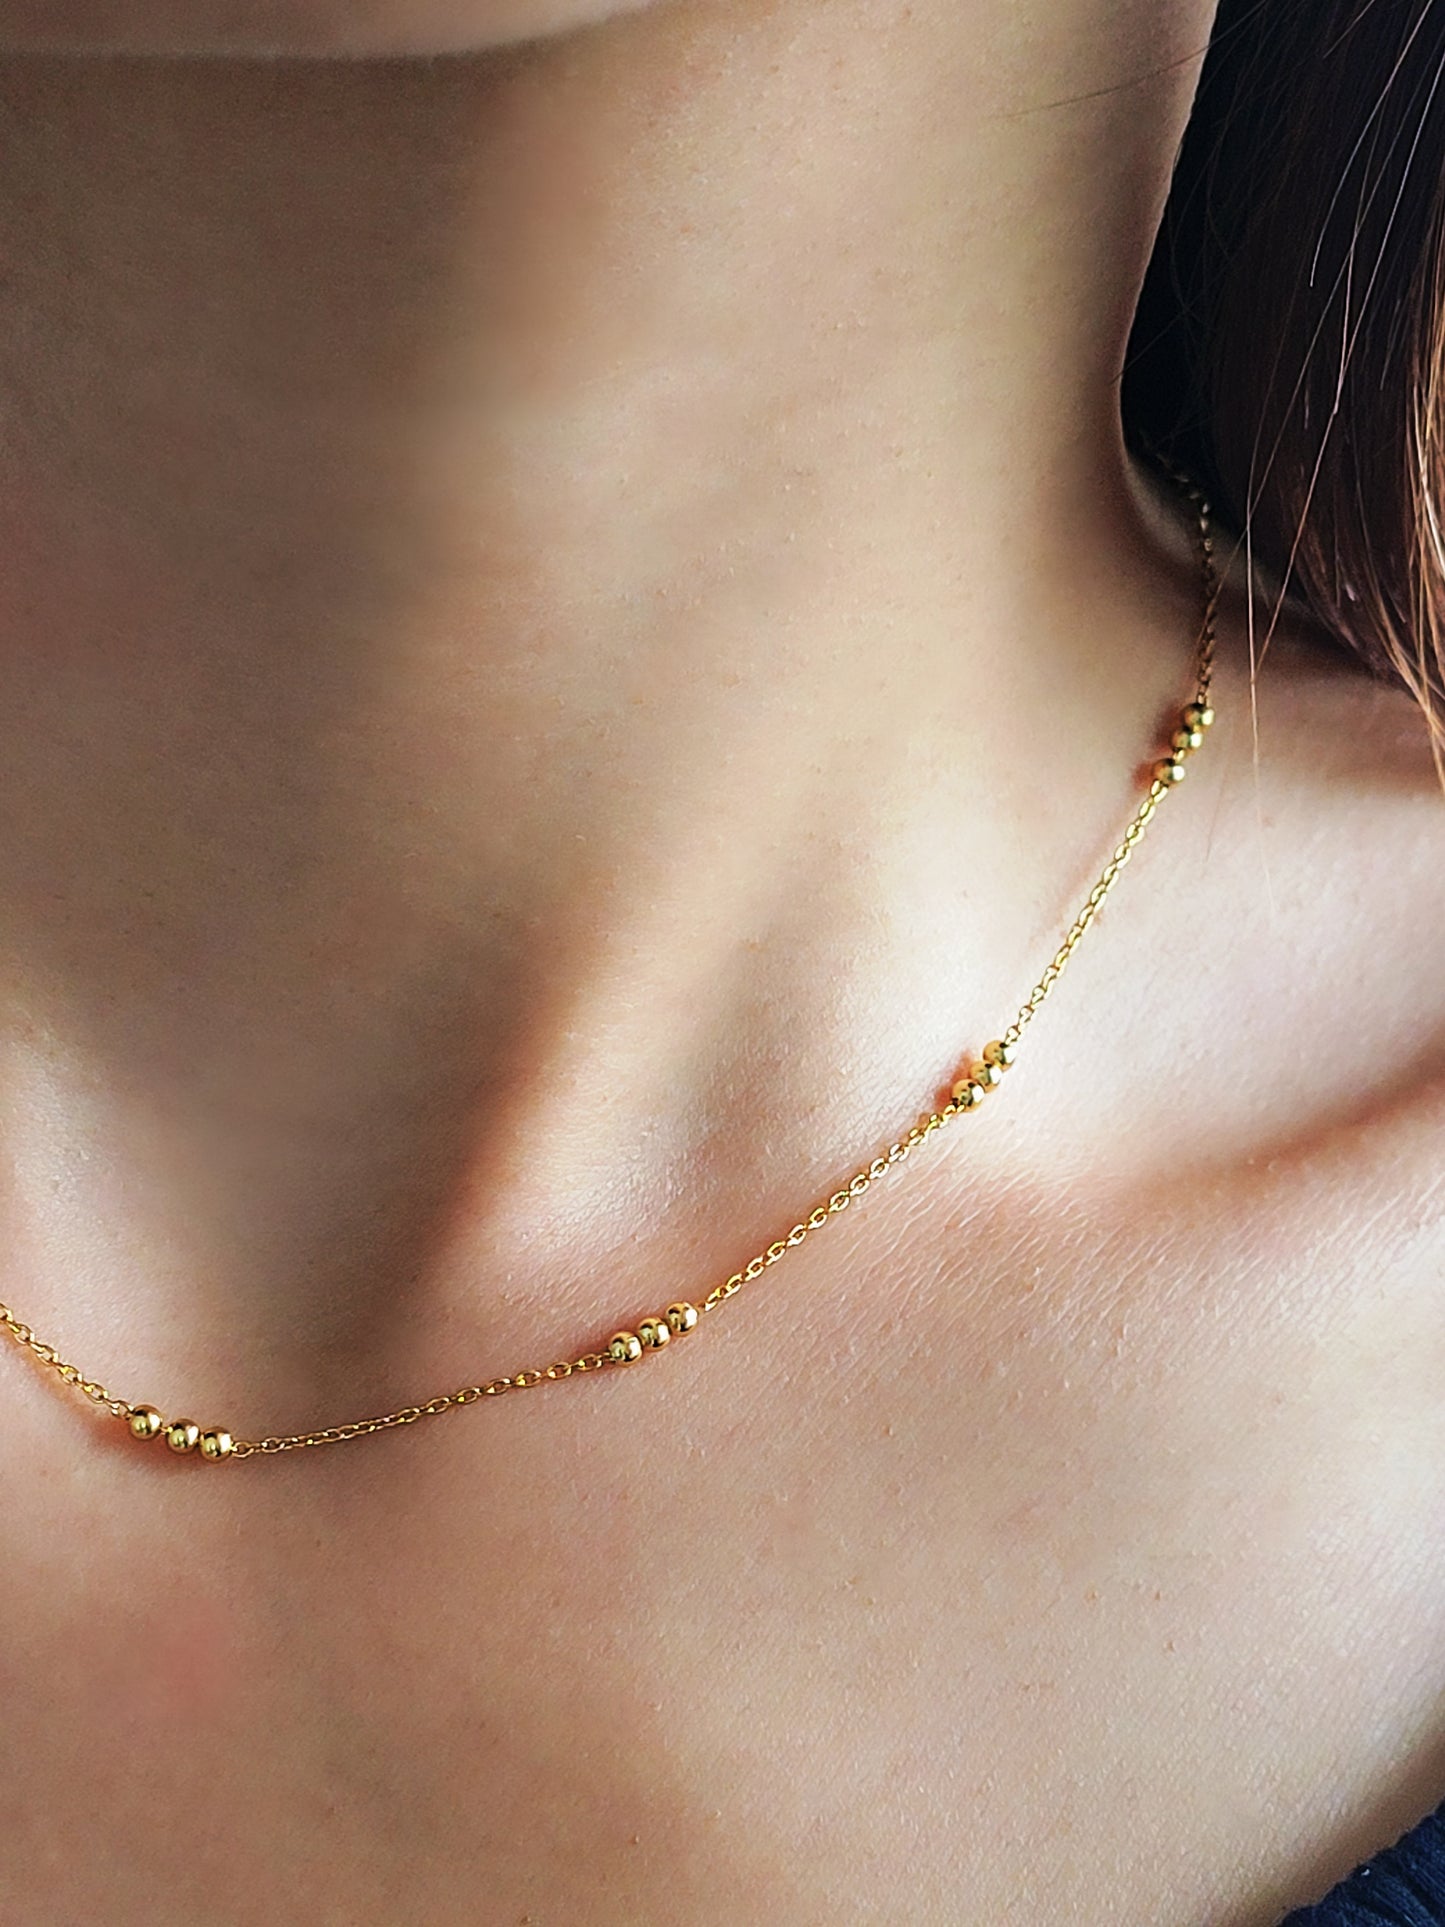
[0,467,1219,1466]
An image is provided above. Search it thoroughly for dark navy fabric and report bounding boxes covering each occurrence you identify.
[1281,1802,1445,1923]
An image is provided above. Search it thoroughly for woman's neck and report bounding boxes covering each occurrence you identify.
[0,1,1215,1416]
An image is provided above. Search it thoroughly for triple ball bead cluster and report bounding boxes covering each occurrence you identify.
[949,1034,1017,1111]
[605,1297,700,1366]
[125,1404,233,1460]
[1154,700,1214,786]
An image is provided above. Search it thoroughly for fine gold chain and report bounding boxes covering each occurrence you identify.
[0,467,1220,1465]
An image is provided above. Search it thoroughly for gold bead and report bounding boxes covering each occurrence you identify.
[982,1039,1015,1070]
[126,1404,164,1442]
[1182,703,1214,731]
[665,1301,699,1336]
[1154,756,1186,785]
[199,1429,234,1462]
[607,1331,644,1364]
[1172,726,1204,753]
[972,1060,1004,1088]
[637,1317,672,1350]
[165,1418,201,1454]
[950,1078,987,1108]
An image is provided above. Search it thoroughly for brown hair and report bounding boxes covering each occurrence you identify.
[1123,0,1445,745]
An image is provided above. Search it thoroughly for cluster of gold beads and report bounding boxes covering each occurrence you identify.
[950,1036,1016,1111]
[1153,700,1215,787]
[126,1403,233,1462]
[606,1299,700,1365]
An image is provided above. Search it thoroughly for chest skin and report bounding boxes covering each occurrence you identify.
[2,640,1444,1925]
[0,1091,1442,1927]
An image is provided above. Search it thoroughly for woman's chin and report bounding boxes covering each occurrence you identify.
[0,0,658,56]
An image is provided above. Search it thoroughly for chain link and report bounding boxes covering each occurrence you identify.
[0,463,1219,1464]
[0,1302,133,1421]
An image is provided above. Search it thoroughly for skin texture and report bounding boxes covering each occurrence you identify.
[0,4,1443,1922]
[0,0,655,54]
